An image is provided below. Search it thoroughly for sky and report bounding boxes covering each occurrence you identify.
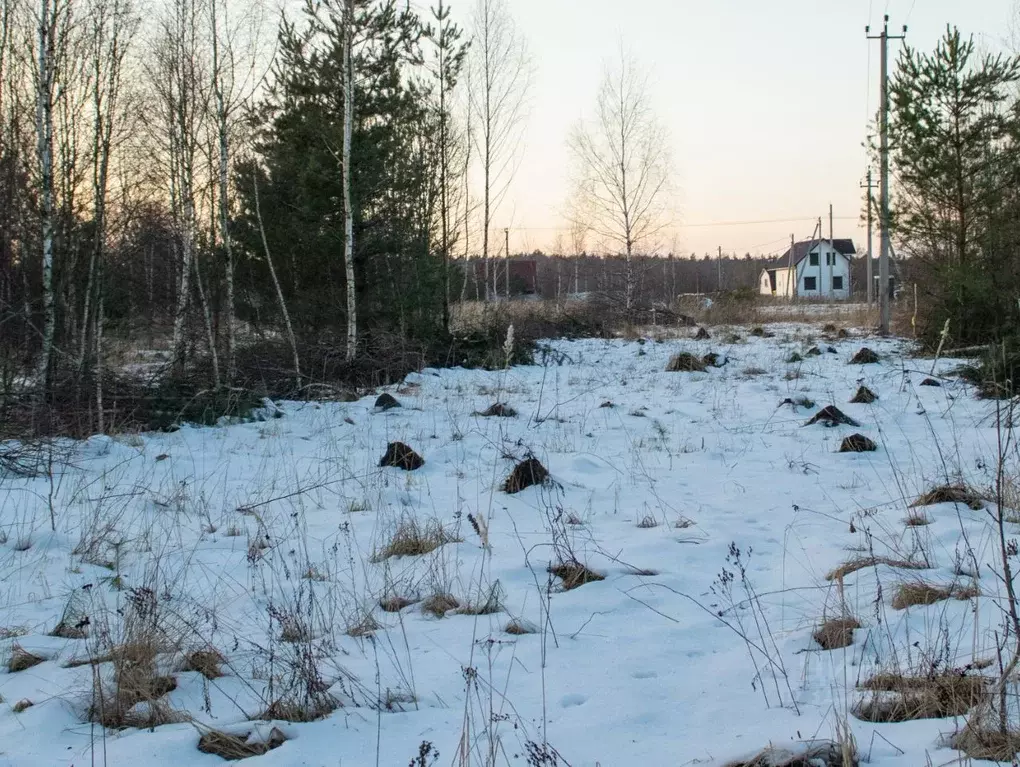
[443,0,1015,259]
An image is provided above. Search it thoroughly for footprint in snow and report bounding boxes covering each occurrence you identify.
[560,693,586,708]
[631,670,658,680]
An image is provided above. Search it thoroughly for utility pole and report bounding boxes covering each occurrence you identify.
[503,227,510,300]
[717,245,723,292]
[828,203,834,303]
[788,233,795,302]
[867,15,906,335]
[860,169,877,306]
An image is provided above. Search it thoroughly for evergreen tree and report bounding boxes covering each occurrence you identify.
[234,0,459,345]
[890,26,1020,346]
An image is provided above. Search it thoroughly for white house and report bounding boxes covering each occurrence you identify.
[759,238,856,299]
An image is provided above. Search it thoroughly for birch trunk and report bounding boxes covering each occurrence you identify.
[210,0,234,381]
[193,246,219,386]
[36,0,56,392]
[341,0,357,361]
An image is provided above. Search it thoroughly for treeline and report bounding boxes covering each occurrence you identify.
[467,252,883,304]
[0,0,483,433]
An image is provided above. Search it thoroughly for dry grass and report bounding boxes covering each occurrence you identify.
[825,556,926,581]
[890,580,979,610]
[853,671,987,722]
[910,483,989,510]
[379,596,416,613]
[952,726,1020,762]
[347,614,381,637]
[89,640,180,729]
[724,740,856,767]
[12,699,33,713]
[548,560,605,591]
[197,727,287,760]
[457,583,503,616]
[180,649,224,680]
[636,514,659,529]
[904,511,931,526]
[421,592,460,618]
[371,518,459,562]
[504,619,537,635]
[259,695,337,723]
[741,366,768,376]
[8,644,45,673]
[813,617,861,650]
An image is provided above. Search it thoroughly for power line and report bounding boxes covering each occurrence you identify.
[506,216,858,232]
[904,0,918,28]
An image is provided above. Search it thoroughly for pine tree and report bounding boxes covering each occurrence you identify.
[890,26,1020,346]
[234,0,450,346]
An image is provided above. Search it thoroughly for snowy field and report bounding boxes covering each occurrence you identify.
[0,325,1013,766]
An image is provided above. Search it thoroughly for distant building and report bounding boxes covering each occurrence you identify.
[759,239,856,299]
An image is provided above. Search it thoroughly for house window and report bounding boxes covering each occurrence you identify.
[832,276,844,290]
[827,253,835,266]
[804,276,817,291]
[809,253,819,266]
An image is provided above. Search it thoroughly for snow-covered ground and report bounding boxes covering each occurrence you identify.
[0,325,1012,766]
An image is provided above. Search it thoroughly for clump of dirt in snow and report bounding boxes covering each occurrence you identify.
[920,378,941,387]
[839,434,877,452]
[374,392,401,410]
[850,386,877,404]
[665,352,707,372]
[849,347,880,364]
[475,402,517,417]
[805,405,860,427]
[503,457,549,493]
[694,326,710,340]
[379,442,424,470]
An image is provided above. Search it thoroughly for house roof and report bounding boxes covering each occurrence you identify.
[763,239,856,270]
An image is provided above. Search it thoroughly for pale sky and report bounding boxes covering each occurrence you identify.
[447,0,1014,258]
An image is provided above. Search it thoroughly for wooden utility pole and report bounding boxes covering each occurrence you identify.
[717,245,722,291]
[503,227,510,299]
[868,15,906,335]
[828,203,834,303]
[860,169,876,306]
[788,233,795,302]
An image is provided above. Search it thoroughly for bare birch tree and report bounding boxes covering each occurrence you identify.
[151,0,208,378]
[568,48,672,312]
[341,0,356,360]
[467,0,529,302]
[207,0,267,379]
[33,0,71,391]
